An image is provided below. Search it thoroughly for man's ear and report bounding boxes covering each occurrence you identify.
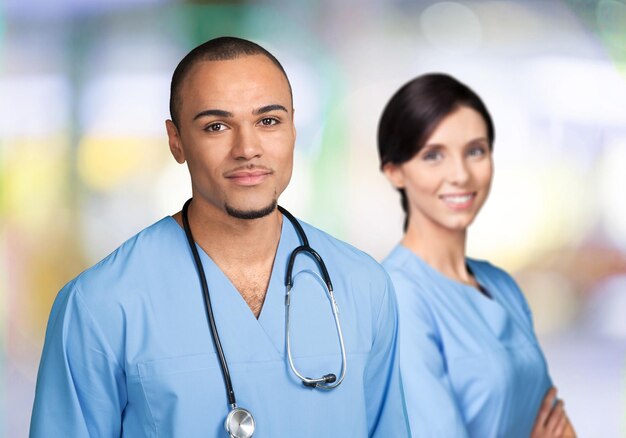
[382,162,405,189]
[165,120,185,164]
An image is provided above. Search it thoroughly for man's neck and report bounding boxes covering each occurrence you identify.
[172,200,283,318]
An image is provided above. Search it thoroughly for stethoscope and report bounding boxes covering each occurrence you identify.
[181,199,347,438]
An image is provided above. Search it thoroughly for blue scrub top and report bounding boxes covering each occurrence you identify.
[383,245,551,438]
[31,216,410,437]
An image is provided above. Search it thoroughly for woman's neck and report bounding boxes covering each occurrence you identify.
[401,219,476,286]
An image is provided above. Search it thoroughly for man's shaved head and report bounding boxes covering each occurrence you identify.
[169,36,292,128]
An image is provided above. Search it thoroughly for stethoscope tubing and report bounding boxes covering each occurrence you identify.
[285,273,347,389]
[182,198,347,436]
[278,206,334,292]
[182,199,237,407]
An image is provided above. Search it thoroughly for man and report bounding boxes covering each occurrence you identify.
[31,36,409,437]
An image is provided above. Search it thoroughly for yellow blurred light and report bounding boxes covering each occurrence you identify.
[469,162,592,271]
[3,137,69,231]
[77,137,158,191]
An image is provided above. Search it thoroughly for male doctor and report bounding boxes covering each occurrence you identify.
[31,36,409,437]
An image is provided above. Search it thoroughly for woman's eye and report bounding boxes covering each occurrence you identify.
[423,150,442,161]
[205,123,226,132]
[259,117,278,126]
[468,146,486,157]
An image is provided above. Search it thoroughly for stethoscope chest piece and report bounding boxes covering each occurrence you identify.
[225,406,255,438]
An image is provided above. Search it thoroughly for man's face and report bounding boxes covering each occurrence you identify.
[166,55,295,219]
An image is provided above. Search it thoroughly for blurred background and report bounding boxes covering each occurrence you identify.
[2,0,626,435]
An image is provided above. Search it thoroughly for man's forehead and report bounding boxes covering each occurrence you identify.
[179,56,292,114]
[186,56,286,87]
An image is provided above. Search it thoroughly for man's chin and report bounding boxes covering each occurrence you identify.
[224,201,277,220]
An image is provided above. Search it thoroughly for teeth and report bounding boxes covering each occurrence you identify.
[443,195,472,204]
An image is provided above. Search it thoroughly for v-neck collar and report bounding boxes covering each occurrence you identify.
[391,244,540,347]
[168,213,301,362]
[396,244,494,302]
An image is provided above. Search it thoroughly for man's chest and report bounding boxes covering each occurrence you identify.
[222,263,272,318]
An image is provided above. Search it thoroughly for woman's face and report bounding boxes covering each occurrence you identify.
[384,105,493,234]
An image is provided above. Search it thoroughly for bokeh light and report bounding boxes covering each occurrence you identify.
[420,2,483,53]
[598,136,626,251]
[2,1,626,436]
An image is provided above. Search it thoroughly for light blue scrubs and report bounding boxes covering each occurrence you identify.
[31,216,410,437]
[383,245,551,438]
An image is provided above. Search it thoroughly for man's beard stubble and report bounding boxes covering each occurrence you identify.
[224,199,277,220]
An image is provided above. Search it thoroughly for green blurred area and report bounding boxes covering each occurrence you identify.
[2,1,626,436]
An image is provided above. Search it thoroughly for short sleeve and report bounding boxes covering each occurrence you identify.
[363,275,411,437]
[30,281,127,437]
[498,267,541,336]
[496,268,554,387]
[392,271,470,438]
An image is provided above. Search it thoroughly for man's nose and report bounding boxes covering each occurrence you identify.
[231,125,263,160]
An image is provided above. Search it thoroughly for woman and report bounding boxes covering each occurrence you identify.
[378,73,575,437]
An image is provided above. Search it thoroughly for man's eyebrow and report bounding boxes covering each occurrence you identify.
[253,104,288,115]
[193,109,233,121]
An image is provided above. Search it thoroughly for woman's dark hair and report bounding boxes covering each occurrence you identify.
[377,73,495,231]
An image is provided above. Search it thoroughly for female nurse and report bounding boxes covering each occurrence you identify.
[378,73,576,437]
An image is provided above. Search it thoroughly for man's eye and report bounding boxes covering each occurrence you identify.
[205,123,225,132]
[259,118,278,126]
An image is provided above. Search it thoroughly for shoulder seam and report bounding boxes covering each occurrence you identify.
[73,284,125,371]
